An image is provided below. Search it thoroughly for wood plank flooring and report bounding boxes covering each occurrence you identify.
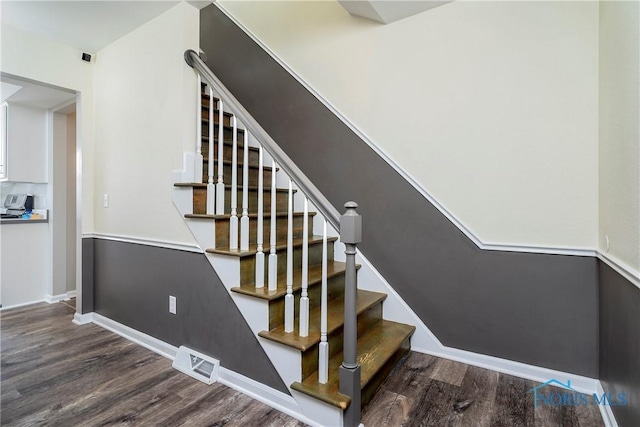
[361,352,605,427]
[0,302,304,427]
[2,302,605,427]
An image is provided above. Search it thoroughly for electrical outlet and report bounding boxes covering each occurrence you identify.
[103,193,109,208]
[169,296,177,314]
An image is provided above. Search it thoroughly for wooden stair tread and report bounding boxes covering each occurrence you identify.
[290,320,416,409]
[231,261,360,301]
[258,289,386,351]
[185,211,315,221]
[201,93,219,103]
[200,135,260,151]
[202,159,276,172]
[207,235,338,258]
[174,183,291,192]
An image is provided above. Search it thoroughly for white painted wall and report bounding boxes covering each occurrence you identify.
[599,1,640,273]
[92,2,199,243]
[219,0,600,250]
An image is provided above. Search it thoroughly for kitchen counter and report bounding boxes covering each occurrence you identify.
[0,210,48,225]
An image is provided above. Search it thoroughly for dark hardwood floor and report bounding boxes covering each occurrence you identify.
[1,302,604,427]
[361,352,605,427]
[0,303,303,427]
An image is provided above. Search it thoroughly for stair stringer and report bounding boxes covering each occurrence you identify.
[207,252,344,427]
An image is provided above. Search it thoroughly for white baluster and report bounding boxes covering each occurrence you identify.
[318,219,329,383]
[299,197,309,337]
[284,178,294,333]
[215,100,225,214]
[255,146,265,289]
[229,116,239,249]
[268,159,278,291]
[240,129,249,251]
[206,87,215,214]
[195,76,203,183]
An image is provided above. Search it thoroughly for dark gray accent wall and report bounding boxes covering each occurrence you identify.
[89,238,288,394]
[82,237,94,314]
[200,5,599,377]
[599,262,640,426]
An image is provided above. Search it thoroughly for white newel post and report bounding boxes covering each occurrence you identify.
[268,159,278,291]
[284,178,294,333]
[255,146,265,288]
[299,197,310,337]
[240,130,249,251]
[229,116,239,249]
[215,100,225,214]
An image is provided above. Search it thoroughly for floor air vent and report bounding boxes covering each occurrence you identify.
[172,346,219,385]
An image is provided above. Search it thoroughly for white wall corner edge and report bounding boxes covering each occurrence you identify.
[596,381,620,427]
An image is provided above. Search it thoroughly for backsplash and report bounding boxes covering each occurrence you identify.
[1,182,48,209]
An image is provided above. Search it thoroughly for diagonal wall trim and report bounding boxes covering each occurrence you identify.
[597,251,640,290]
[214,2,599,260]
[83,233,203,253]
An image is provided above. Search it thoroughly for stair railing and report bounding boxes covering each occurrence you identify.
[185,50,362,426]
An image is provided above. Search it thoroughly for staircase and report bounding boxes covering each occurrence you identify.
[174,51,415,426]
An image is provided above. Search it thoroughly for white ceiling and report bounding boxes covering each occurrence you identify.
[0,1,187,53]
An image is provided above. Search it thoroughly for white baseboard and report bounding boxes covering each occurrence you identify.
[91,313,178,360]
[86,313,314,426]
[67,290,77,298]
[0,299,45,311]
[415,344,599,394]
[45,293,72,304]
[72,312,94,325]
[596,381,619,427]
[218,368,317,427]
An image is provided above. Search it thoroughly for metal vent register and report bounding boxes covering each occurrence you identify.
[172,346,219,385]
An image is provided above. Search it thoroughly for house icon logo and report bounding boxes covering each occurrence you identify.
[529,379,628,408]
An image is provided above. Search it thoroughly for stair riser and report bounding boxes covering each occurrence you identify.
[201,106,231,128]
[215,214,313,249]
[268,272,347,330]
[301,304,383,381]
[192,187,290,215]
[201,162,273,187]
[202,140,260,165]
[361,336,411,410]
[202,125,246,146]
[240,240,335,285]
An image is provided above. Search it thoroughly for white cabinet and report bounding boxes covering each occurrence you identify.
[1,103,47,183]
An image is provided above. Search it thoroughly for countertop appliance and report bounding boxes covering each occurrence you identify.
[1,194,34,218]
